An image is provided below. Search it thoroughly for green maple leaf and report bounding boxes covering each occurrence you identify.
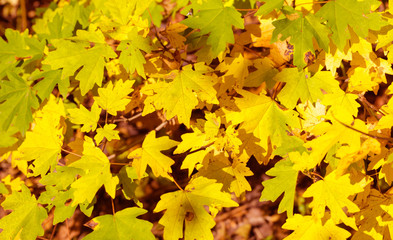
[83,207,155,240]
[142,63,218,127]
[154,177,238,240]
[118,28,151,78]
[260,159,298,217]
[0,71,39,133]
[128,131,179,179]
[68,102,102,132]
[182,0,244,56]
[316,0,386,50]
[38,186,77,224]
[118,166,147,206]
[255,0,284,15]
[42,30,116,95]
[272,13,330,69]
[68,137,119,205]
[0,29,44,77]
[93,79,134,115]
[31,69,69,100]
[275,69,341,109]
[0,185,48,240]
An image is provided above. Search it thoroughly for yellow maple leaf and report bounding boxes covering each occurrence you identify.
[94,79,134,115]
[283,214,351,240]
[225,90,300,157]
[68,102,101,132]
[142,63,218,127]
[128,131,178,179]
[18,96,65,177]
[303,170,363,229]
[154,176,238,240]
[94,124,120,143]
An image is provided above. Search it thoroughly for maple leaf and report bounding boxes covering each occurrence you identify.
[260,159,298,216]
[283,214,351,240]
[38,186,77,224]
[255,0,284,15]
[225,90,300,155]
[154,177,238,240]
[31,69,69,100]
[18,96,65,177]
[0,29,44,76]
[128,131,179,179]
[275,69,341,109]
[272,13,330,69]
[142,63,218,127]
[316,0,386,50]
[303,170,363,229]
[95,124,120,143]
[182,0,244,56]
[0,185,48,240]
[305,119,366,169]
[353,189,393,240]
[195,153,253,197]
[0,71,40,133]
[118,166,147,206]
[118,28,151,78]
[93,80,134,115]
[83,207,155,240]
[68,137,119,205]
[42,29,117,95]
[68,102,102,132]
[322,92,360,120]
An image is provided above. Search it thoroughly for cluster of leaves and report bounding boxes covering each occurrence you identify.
[2,0,393,239]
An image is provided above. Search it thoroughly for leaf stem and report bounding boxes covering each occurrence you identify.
[309,171,324,180]
[172,177,184,191]
[61,148,82,158]
[111,198,116,215]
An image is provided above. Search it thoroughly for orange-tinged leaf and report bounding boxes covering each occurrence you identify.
[154,177,238,240]
[128,131,178,179]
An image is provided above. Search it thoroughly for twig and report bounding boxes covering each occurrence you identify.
[49,224,57,240]
[155,120,169,132]
[113,112,143,123]
[20,0,27,31]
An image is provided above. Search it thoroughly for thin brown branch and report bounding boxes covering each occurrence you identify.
[113,112,143,123]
